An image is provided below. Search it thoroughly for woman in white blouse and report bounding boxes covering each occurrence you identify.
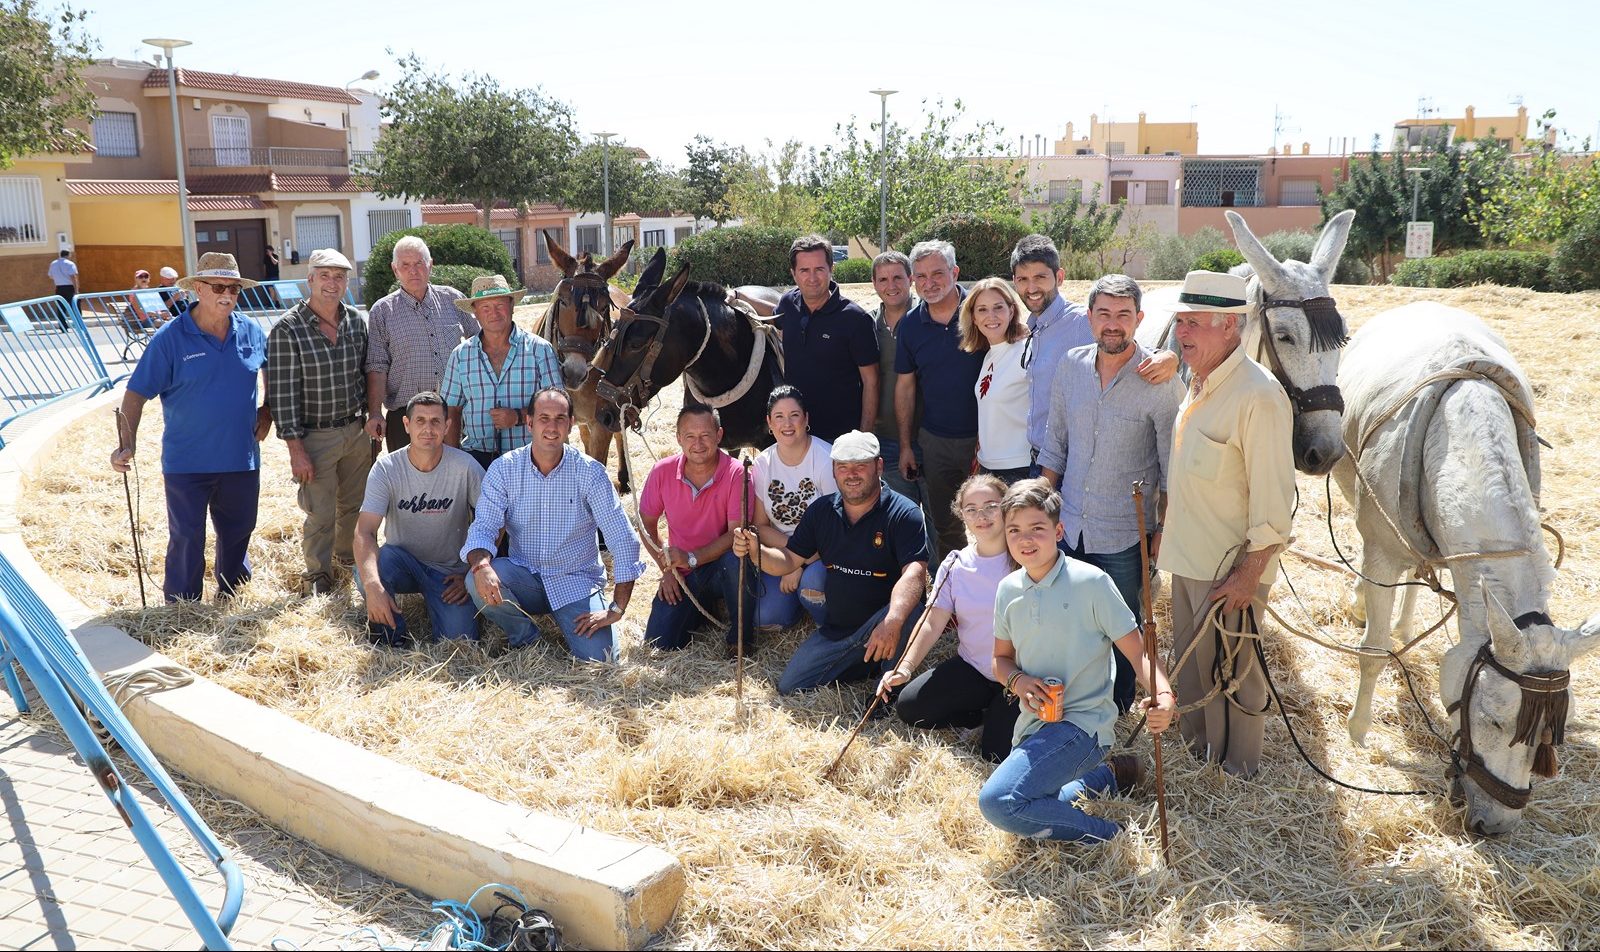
[960,277,1032,484]
[748,385,836,627]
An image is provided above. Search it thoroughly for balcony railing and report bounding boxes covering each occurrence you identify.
[187,146,349,169]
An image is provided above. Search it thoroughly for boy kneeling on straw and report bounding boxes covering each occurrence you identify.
[979,479,1177,843]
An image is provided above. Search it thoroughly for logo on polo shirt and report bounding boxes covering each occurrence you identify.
[873,531,883,549]
[182,352,206,361]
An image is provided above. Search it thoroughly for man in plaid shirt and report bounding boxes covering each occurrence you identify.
[364,236,476,453]
[440,274,562,470]
[267,248,371,596]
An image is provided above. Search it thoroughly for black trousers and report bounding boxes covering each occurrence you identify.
[54,285,75,329]
[384,407,410,453]
[895,655,1020,763]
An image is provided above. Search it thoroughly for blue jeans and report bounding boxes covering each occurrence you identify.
[778,603,924,695]
[644,552,754,650]
[468,558,613,661]
[880,437,935,563]
[1060,535,1144,712]
[364,544,479,645]
[978,719,1120,843]
[754,560,828,628]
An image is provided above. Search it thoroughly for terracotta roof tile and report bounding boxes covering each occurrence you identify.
[144,68,360,105]
[273,173,362,193]
[65,179,180,196]
[187,173,274,194]
[189,195,267,211]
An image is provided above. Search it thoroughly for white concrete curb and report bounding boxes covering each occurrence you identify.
[0,391,684,949]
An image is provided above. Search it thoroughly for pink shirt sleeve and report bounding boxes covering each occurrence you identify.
[639,460,667,523]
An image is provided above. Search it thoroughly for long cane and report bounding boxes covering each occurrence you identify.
[1132,481,1171,866]
[822,553,956,780]
[736,453,751,719]
[115,409,148,609]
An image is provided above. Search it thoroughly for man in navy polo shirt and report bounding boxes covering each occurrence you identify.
[111,252,273,602]
[773,234,879,443]
[732,430,928,695]
[895,240,979,561]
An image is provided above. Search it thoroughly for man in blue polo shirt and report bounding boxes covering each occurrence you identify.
[895,240,978,561]
[111,252,272,602]
[773,234,879,443]
[732,431,928,695]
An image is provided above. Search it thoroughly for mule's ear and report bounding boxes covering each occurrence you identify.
[545,230,578,277]
[597,239,634,282]
[1482,582,1528,669]
[635,247,667,294]
[660,264,693,310]
[1226,210,1285,287]
[1312,210,1356,283]
[1568,610,1600,659]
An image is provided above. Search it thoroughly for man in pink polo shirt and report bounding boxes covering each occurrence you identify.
[640,405,756,657]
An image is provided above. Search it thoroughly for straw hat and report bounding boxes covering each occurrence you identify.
[1175,270,1249,313]
[454,274,524,313]
[176,252,259,291]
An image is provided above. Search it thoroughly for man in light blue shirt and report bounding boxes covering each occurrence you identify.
[463,387,646,660]
[1038,274,1183,710]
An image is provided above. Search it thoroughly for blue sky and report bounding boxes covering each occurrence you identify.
[80,0,1599,165]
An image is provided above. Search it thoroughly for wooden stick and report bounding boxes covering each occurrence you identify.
[736,453,751,719]
[115,409,148,610]
[1132,480,1172,867]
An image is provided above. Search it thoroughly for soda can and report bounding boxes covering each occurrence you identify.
[1038,677,1065,723]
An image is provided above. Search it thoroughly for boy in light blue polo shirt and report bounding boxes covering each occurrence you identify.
[979,479,1178,843]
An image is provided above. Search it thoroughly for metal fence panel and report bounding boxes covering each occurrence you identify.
[0,296,112,444]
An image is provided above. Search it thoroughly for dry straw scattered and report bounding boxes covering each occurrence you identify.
[20,283,1600,949]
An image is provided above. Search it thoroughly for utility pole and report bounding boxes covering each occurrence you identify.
[869,90,897,254]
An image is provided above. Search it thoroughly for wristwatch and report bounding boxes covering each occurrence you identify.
[607,600,622,615]
[686,551,699,569]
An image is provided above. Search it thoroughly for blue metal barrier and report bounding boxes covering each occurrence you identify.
[0,551,242,948]
[0,295,113,446]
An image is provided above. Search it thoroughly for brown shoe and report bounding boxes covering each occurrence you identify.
[302,573,336,597]
[1109,754,1145,795]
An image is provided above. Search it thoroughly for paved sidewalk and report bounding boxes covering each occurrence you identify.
[0,698,424,950]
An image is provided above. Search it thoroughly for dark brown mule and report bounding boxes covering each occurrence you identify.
[541,233,634,490]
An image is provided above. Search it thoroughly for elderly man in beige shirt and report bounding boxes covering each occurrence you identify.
[1156,270,1295,779]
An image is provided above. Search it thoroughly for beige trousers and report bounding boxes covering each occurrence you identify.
[1169,574,1274,777]
[295,422,372,581]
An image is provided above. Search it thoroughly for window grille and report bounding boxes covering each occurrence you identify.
[93,112,139,157]
[295,214,340,253]
[0,177,46,246]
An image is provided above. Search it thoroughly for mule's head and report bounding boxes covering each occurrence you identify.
[1228,209,1355,475]
[1442,582,1600,836]
[545,233,633,388]
[593,249,694,432]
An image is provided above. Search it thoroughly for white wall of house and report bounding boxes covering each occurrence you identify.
[349,197,422,267]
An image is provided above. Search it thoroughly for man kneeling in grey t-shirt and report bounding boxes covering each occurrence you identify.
[354,391,484,644]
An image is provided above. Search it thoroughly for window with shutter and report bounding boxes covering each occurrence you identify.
[93,112,139,158]
[295,215,341,253]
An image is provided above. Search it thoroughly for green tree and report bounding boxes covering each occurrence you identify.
[369,54,578,231]
[725,140,818,231]
[682,135,745,226]
[0,0,97,167]
[1035,184,1123,263]
[812,99,1023,246]
[1474,113,1600,246]
[560,141,680,215]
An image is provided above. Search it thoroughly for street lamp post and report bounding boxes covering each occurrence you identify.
[596,131,616,256]
[869,90,897,254]
[1405,166,1431,222]
[344,69,379,162]
[144,38,195,276]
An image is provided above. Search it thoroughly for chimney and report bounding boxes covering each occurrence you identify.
[1302,142,1311,154]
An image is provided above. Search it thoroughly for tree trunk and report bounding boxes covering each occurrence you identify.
[481,200,494,232]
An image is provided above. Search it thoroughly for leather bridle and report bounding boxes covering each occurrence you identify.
[593,298,712,426]
[1255,289,1349,416]
[1445,632,1571,811]
[546,272,615,360]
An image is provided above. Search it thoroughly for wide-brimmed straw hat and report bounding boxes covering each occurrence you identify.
[454,274,524,313]
[1175,270,1249,313]
[176,252,259,291]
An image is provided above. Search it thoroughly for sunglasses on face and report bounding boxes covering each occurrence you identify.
[199,281,243,295]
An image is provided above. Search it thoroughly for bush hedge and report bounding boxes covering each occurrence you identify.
[362,224,516,306]
[1553,214,1600,291]
[667,225,803,287]
[428,264,496,298]
[1389,250,1553,291]
[1145,227,1232,280]
[833,258,873,284]
[896,213,1030,281]
[1193,249,1246,273]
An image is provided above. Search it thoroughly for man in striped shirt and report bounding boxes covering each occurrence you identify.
[365,236,476,452]
[440,274,563,470]
[267,248,371,596]
[1037,274,1183,712]
[463,387,645,660]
